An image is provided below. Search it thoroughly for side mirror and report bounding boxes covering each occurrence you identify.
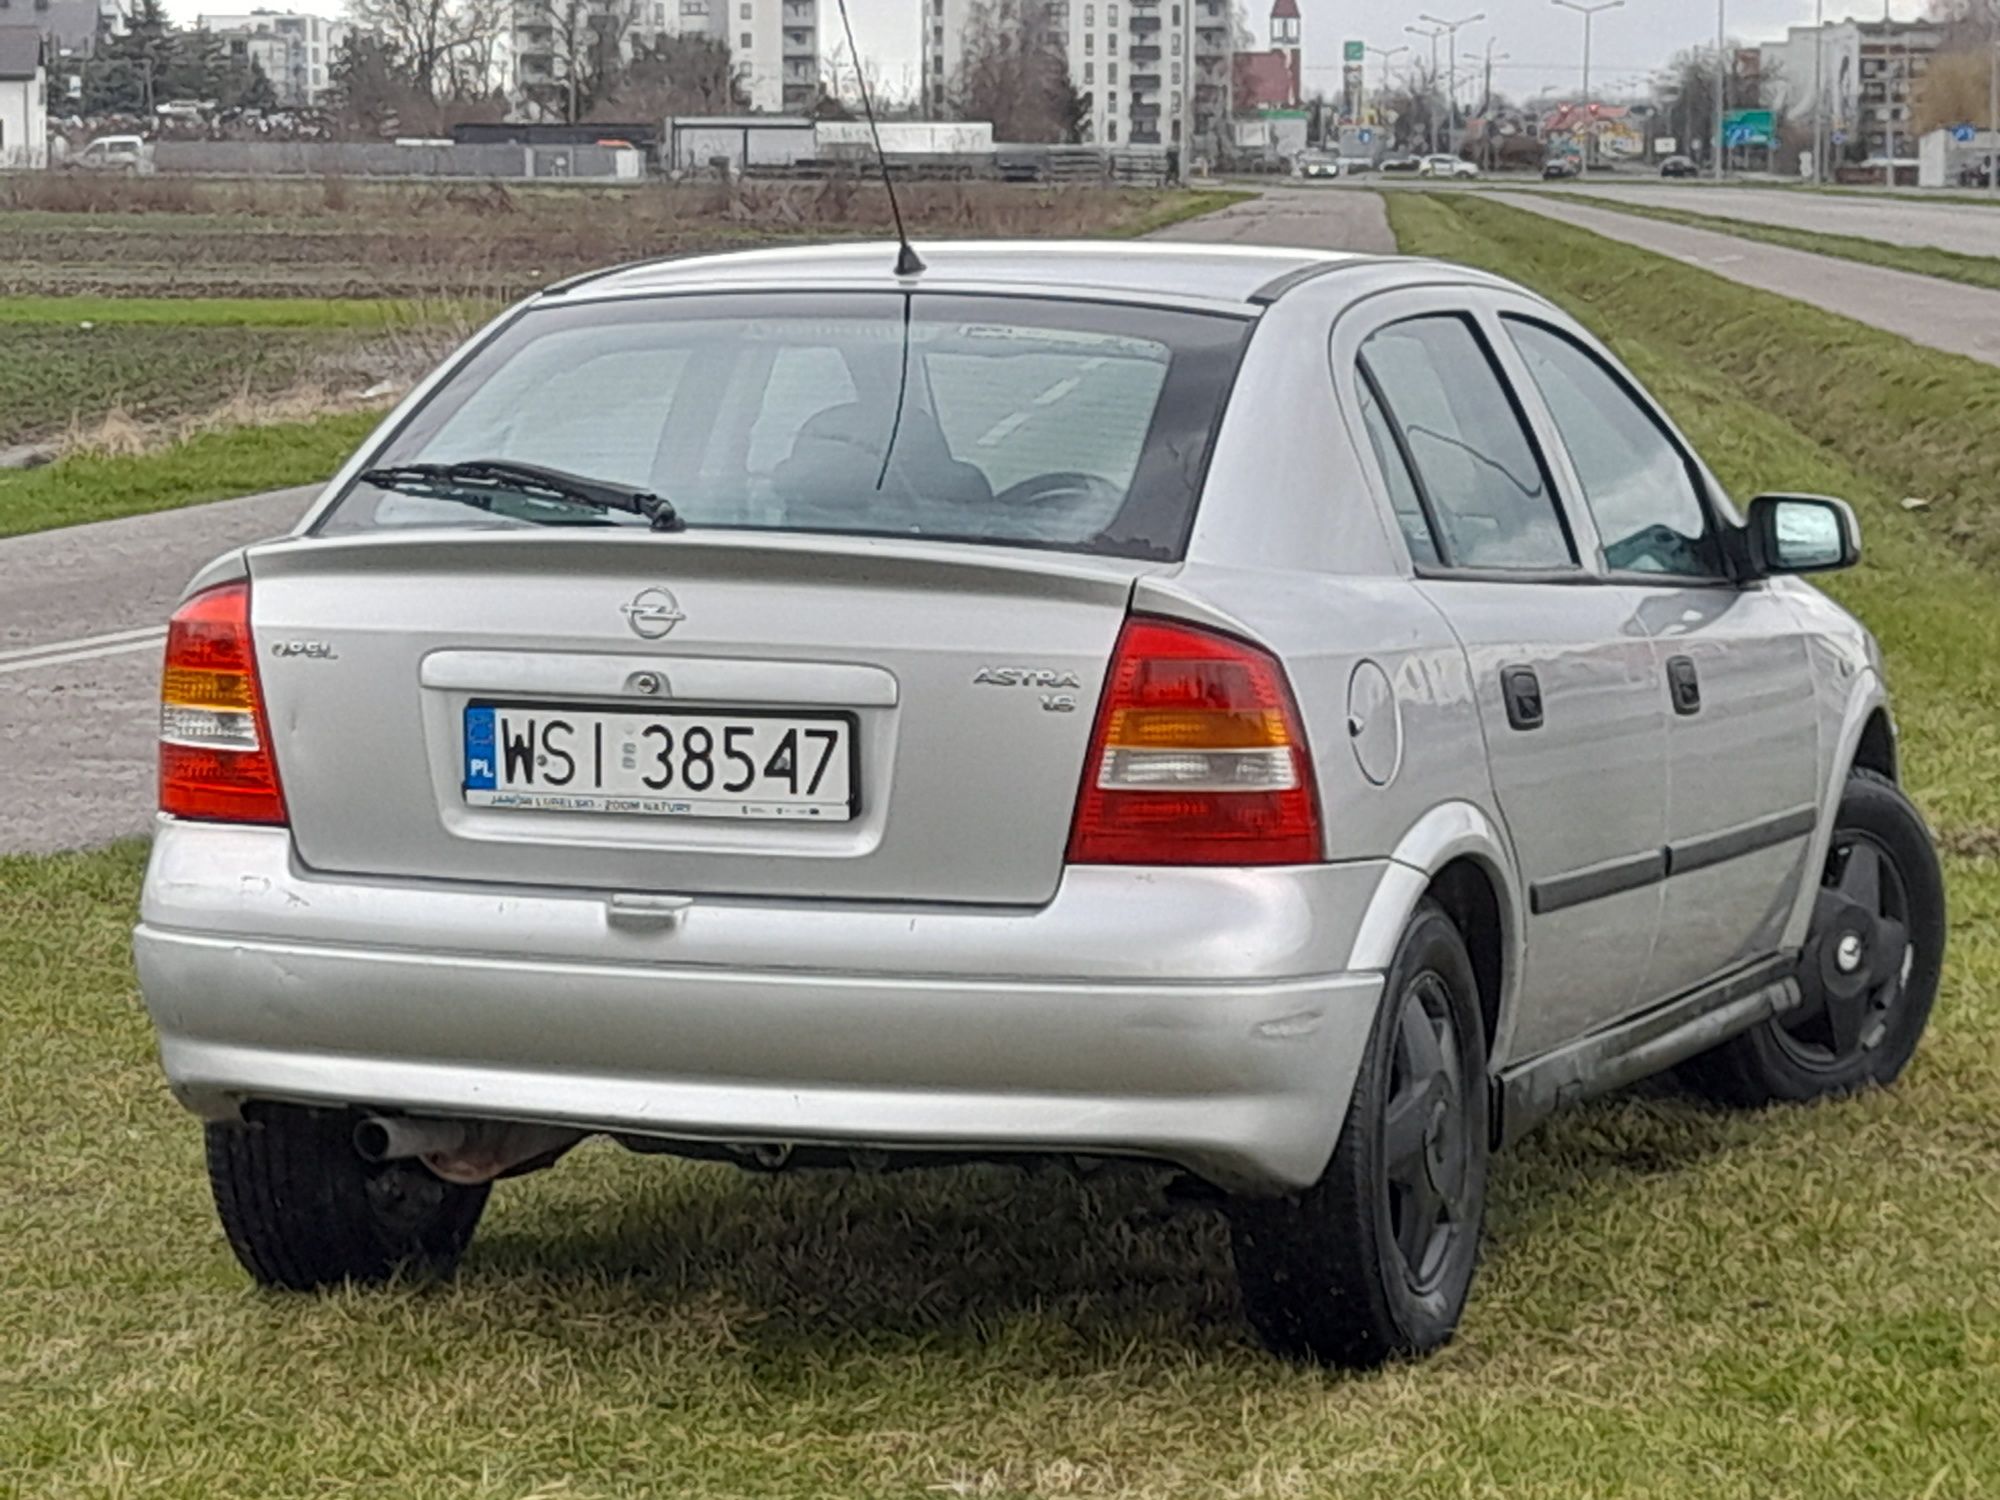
[1745,494,1861,576]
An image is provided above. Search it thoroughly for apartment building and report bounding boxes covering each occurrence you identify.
[920,0,1231,158]
[199,10,347,105]
[514,0,817,115]
[1759,16,1945,158]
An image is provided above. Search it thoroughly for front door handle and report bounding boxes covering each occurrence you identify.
[1666,655,1702,716]
[1501,664,1544,732]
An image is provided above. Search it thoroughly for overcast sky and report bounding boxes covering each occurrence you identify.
[164,0,1936,105]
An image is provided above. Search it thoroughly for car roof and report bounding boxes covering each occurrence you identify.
[545,239,1392,312]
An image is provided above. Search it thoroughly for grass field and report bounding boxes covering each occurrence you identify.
[1573,194,2000,297]
[0,177,1244,300]
[3,194,1999,1497]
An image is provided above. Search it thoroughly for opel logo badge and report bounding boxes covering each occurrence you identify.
[621,586,685,640]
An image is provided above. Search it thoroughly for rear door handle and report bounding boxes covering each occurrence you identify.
[1666,655,1702,716]
[1501,665,1544,732]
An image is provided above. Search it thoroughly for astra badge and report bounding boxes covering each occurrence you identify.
[972,666,1083,690]
[622,586,686,640]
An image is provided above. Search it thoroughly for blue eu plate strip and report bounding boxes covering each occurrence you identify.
[463,706,497,790]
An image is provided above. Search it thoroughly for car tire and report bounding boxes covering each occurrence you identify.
[1682,770,1945,1108]
[1228,899,1490,1368]
[206,1103,491,1291]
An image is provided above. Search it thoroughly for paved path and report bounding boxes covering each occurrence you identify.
[0,487,318,855]
[1492,192,2000,369]
[1153,184,1396,253]
[1544,182,2000,259]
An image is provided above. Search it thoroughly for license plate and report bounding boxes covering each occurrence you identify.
[463,703,856,821]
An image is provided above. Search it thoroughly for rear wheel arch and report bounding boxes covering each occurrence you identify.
[1853,708,1897,783]
[1350,802,1522,1068]
[1425,858,1505,1060]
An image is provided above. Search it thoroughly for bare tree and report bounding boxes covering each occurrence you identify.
[344,0,501,101]
[949,0,1083,143]
[595,33,748,119]
[514,0,641,122]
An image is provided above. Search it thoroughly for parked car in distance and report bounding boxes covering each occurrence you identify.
[1337,156,1376,177]
[1956,156,1997,187]
[1295,150,1340,180]
[1380,154,1423,174]
[1543,156,1581,179]
[138,240,1946,1371]
[69,134,151,173]
[1420,153,1480,179]
[1660,154,1700,178]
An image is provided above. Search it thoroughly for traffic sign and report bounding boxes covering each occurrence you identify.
[1832,129,1847,145]
[1344,40,1365,63]
[1954,124,1978,143]
[1358,128,1373,145]
[1722,109,1775,148]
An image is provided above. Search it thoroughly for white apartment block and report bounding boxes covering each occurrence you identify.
[919,0,1231,157]
[198,10,348,105]
[514,0,818,115]
[1758,16,1944,159]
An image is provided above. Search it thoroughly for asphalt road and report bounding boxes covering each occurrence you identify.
[0,487,318,855]
[1546,181,2000,258]
[1154,184,1396,253]
[0,190,1400,858]
[1493,191,2000,369]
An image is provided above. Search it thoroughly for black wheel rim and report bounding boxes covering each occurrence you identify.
[1381,971,1473,1295]
[1779,830,1914,1069]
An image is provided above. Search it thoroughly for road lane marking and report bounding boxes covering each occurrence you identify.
[0,625,165,664]
[0,629,165,676]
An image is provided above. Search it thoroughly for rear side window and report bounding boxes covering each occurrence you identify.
[319,292,1252,562]
[1504,319,1723,578]
[1358,315,1574,571]
[1355,371,1440,567]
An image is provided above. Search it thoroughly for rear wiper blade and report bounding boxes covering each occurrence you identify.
[357,459,685,532]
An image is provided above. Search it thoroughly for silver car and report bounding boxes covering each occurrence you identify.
[137,242,1946,1368]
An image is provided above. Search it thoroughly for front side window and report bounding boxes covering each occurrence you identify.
[1358,315,1572,571]
[320,293,1251,562]
[1504,319,1722,578]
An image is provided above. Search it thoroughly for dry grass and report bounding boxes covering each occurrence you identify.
[0,178,1242,300]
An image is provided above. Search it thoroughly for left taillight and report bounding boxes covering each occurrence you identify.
[158,580,287,825]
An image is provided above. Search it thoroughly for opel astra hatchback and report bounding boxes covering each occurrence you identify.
[137,241,1945,1368]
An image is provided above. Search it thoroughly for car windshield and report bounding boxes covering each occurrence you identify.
[318,290,1252,561]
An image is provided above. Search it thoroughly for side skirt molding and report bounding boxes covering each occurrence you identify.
[1494,954,1799,1149]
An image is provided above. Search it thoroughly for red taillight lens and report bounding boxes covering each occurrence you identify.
[1066,616,1321,866]
[158,581,287,825]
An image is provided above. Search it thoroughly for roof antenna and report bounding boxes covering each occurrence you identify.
[833,0,925,276]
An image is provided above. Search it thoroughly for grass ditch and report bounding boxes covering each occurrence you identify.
[0,191,1996,1497]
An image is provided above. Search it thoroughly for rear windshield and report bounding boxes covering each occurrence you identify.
[317,291,1252,561]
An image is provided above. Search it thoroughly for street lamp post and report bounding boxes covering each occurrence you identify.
[1553,0,1623,175]
[1715,0,1727,182]
[1884,0,1897,187]
[1366,44,1409,133]
[1419,11,1485,154]
[1989,37,1998,195]
[1812,0,1825,184]
[1406,22,1447,150]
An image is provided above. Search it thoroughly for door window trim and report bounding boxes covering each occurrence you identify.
[1498,313,1736,588]
[1354,310,1583,579]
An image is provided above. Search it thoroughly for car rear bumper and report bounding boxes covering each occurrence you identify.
[135,821,1394,1193]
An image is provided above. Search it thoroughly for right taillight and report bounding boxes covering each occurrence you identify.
[158,580,288,826]
[1066,616,1321,866]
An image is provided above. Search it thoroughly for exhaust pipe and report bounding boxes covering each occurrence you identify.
[354,1115,466,1164]
[354,1114,582,1184]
